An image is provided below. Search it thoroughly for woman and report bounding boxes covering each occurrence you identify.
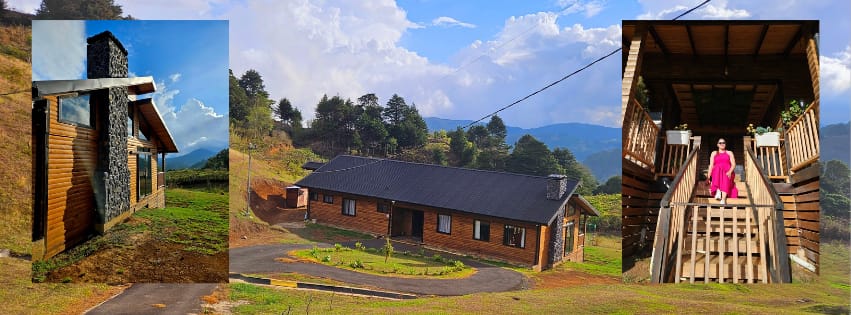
[707,138,738,204]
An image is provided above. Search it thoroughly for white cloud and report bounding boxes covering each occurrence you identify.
[821,46,851,96]
[432,16,476,29]
[5,0,38,14]
[32,20,86,81]
[637,0,749,20]
[151,80,227,155]
[169,73,182,82]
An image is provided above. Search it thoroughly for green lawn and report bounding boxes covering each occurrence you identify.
[291,244,475,279]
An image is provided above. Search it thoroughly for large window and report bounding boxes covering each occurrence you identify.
[377,202,390,213]
[58,94,93,128]
[473,220,490,241]
[342,198,356,216]
[564,220,575,254]
[127,108,134,137]
[437,214,451,234]
[503,225,525,248]
[137,148,152,199]
[567,201,576,217]
[323,194,334,204]
[309,191,319,201]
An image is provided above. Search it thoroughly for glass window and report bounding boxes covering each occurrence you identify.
[567,201,576,217]
[58,94,92,128]
[503,225,525,248]
[323,195,333,204]
[309,192,319,201]
[437,214,451,234]
[377,203,390,213]
[137,148,152,199]
[342,199,356,216]
[127,108,134,137]
[473,220,490,241]
[565,220,575,254]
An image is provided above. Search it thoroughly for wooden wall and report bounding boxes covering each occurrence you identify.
[622,160,663,259]
[307,189,542,267]
[563,200,585,263]
[127,105,160,209]
[44,94,98,258]
[782,163,820,272]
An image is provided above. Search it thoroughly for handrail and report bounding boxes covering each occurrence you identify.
[650,146,700,283]
[784,100,820,172]
[744,145,790,283]
[623,98,660,169]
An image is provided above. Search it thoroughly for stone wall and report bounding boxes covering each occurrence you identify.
[87,31,128,78]
[548,210,564,266]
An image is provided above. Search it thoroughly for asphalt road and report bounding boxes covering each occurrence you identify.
[85,283,218,315]
[229,242,529,296]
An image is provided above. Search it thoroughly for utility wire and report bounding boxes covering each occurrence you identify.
[312,0,713,174]
[0,89,29,96]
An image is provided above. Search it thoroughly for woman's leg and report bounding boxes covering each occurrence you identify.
[720,191,727,205]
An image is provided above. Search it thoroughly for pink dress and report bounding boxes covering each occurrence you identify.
[710,150,738,198]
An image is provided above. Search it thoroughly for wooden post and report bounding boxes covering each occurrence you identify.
[622,24,647,122]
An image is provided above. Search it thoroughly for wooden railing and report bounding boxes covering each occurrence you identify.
[158,171,165,188]
[785,100,820,173]
[744,146,791,283]
[650,147,699,283]
[747,137,788,180]
[657,136,701,177]
[623,98,659,170]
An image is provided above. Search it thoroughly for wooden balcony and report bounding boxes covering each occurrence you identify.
[623,98,659,170]
[785,100,819,173]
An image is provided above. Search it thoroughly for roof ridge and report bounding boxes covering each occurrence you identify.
[334,154,570,180]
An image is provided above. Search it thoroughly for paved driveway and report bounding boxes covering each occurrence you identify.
[86,283,218,315]
[230,241,529,296]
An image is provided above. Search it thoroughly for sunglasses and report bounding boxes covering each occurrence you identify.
[718,142,726,144]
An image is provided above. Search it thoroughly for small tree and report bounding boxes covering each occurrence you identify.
[382,238,394,263]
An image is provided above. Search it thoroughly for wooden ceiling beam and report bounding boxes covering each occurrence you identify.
[753,24,769,59]
[686,25,697,57]
[783,25,804,58]
[648,25,670,57]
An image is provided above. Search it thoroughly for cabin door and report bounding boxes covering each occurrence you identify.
[411,210,424,237]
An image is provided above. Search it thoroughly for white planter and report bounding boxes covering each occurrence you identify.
[755,132,780,147]
[666,130,692,145]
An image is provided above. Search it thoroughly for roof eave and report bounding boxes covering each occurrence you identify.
[33,76,156,98]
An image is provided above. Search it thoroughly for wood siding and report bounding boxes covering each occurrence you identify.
[44,94,98,258]
[622,159,663,258]
[308,190,389,236]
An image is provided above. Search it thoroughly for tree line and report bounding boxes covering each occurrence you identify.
[231,68,618,195]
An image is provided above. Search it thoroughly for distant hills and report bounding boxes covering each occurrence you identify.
[822,122,850,166]
[165,148,217,170]
[424,117,621,181]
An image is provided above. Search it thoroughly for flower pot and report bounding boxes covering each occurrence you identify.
[755,132,780,147]
[666,130,691,145]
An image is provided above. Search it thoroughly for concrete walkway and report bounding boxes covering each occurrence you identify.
[86,283,218,315]
[229,240,529,296]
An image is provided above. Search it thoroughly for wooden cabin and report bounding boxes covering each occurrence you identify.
[621,20,820,283]
[31,31,179,260]
[296,155,599,270]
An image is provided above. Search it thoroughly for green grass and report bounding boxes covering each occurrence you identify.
[1,259,115,315]
[291,244,474,279]
[584,194,621,233]
[561,244,622,277]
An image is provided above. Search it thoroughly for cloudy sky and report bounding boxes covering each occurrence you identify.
[32,20,229,156]
[16,0,850,129]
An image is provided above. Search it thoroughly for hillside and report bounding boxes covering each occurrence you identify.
[582,148,620,181]
[821,122,850,165]
[0,24,32,254]
[166,148,217,170]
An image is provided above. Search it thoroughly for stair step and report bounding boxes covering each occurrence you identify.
[691,223,758,235]
[679,253,764,282]
[692,207,755,219]
[682,235,761,254]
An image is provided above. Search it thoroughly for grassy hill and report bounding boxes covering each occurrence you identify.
[0,24,32,255]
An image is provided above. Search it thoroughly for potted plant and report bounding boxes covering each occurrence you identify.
[747,124,783,147]
[780,99,806,127]
[666,123,691,145]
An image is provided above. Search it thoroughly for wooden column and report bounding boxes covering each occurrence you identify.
[622,24,647,122]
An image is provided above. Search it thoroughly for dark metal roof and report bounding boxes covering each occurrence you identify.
[302,161,326,171]
[295,155,581,225]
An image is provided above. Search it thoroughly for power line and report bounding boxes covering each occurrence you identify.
[0,89,29,96]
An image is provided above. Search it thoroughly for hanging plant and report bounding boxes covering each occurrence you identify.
[780,99,806,127]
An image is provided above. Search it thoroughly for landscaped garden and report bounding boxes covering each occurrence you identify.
[290,241,475,279]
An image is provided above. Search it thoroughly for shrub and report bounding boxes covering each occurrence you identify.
[322,255,331,262]
[310,245,320,259]
[354,241,365,251]
[349,259,364,269]
[382,238,394,263]
[334,243,343,252]
[432,254,443,262]
[452,260,465,269]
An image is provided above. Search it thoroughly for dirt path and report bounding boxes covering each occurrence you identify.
[249,177,306,224]
[230,242,530,296]
[85,283,218,315]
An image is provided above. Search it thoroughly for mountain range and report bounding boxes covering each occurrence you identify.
[165,148,218,170]
[821,122,850,166]
[424,117,621,181]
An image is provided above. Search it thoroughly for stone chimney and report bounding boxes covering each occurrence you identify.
[87,31,128,78]
[87,31,131,229]
[546,174,567,200]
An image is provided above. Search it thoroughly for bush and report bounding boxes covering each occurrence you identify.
[354,241,365,251]
[432,254,443,262]
[334,243,343,252]
[349,259,364,269]
[322,255,331,262]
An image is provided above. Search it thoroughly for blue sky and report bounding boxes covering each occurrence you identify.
[32,20,229,156]
[15,0,851,128]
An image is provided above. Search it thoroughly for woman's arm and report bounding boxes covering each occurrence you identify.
[727,152,736,177]
[707,151,716,174]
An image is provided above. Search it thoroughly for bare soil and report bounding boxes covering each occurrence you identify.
[249,177,306,224]
[531,269,621,289]
[45,223,228,284]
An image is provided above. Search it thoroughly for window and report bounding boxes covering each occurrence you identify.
[473,220,490,241]
[564,221,575,254]
[138,121,149,141]
[437,214,451,234]
[503,225,525,248]
[137,148,152,199]
[566,201,576,217]
[58,94,93,128]
[127,108,134,137]
[309,192,319,201]
[342,199,356,216]
[323,195,333,204]
[377,202,390,213]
